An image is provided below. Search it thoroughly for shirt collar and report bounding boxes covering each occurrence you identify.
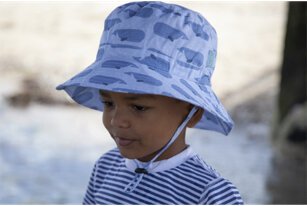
[125,146,197,173]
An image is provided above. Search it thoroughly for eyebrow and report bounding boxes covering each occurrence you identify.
[99,90,156,100]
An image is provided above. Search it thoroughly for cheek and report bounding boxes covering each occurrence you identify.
[141,120,175,144]
[154,113,185,140]
[102,113,110,130]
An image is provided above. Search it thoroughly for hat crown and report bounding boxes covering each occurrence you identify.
[56,1,234,135]
[98,1,217,85]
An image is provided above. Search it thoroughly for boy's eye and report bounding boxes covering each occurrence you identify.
[132,104,148,112]
[101,100,114,108]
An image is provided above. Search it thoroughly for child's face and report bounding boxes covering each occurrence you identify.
[100,90,191,162]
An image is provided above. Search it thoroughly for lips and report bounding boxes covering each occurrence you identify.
[114,136,136,147]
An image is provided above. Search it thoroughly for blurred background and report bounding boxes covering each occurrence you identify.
[0,1,305,204]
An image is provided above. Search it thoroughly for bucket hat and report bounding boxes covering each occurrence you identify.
[56,1,234,135]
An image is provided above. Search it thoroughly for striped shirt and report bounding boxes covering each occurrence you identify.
[83,147,244,204]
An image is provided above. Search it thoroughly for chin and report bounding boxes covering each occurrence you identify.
[118,148,139,160]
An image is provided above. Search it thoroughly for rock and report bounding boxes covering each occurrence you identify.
[5,76,75,108]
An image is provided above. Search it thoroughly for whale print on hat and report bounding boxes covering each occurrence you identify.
[125,7,154,18]
[113,29,145,42]
[56,1,234,135]
[125,72,163,86]
[134,55,172,78]
[104,18,121,31]
[153,22,188,41]
[89,75,127,86]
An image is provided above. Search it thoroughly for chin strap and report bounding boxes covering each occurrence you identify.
[124,106,199,193]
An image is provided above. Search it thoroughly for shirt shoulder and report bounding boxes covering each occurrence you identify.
[94,148,125,179]
[83,148,124,204]
[177,156,244,204]
[174,155,221,184]
[199,177,244,204]
[97,147,122,164]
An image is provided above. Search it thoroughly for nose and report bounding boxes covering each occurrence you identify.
[110,107,131,128]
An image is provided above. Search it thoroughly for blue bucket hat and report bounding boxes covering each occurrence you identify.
[56,1,234,135]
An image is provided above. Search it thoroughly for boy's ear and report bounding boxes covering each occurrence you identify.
[187,107,204,128]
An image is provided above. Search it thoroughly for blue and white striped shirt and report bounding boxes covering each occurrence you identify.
[83,147,244,204]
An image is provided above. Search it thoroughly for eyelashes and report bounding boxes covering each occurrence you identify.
[101,100,114,108]
[132,105,148,112]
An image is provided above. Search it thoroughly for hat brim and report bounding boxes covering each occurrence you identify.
[56,60,234,135]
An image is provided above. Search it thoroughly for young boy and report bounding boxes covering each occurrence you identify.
[56,1,244,204]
